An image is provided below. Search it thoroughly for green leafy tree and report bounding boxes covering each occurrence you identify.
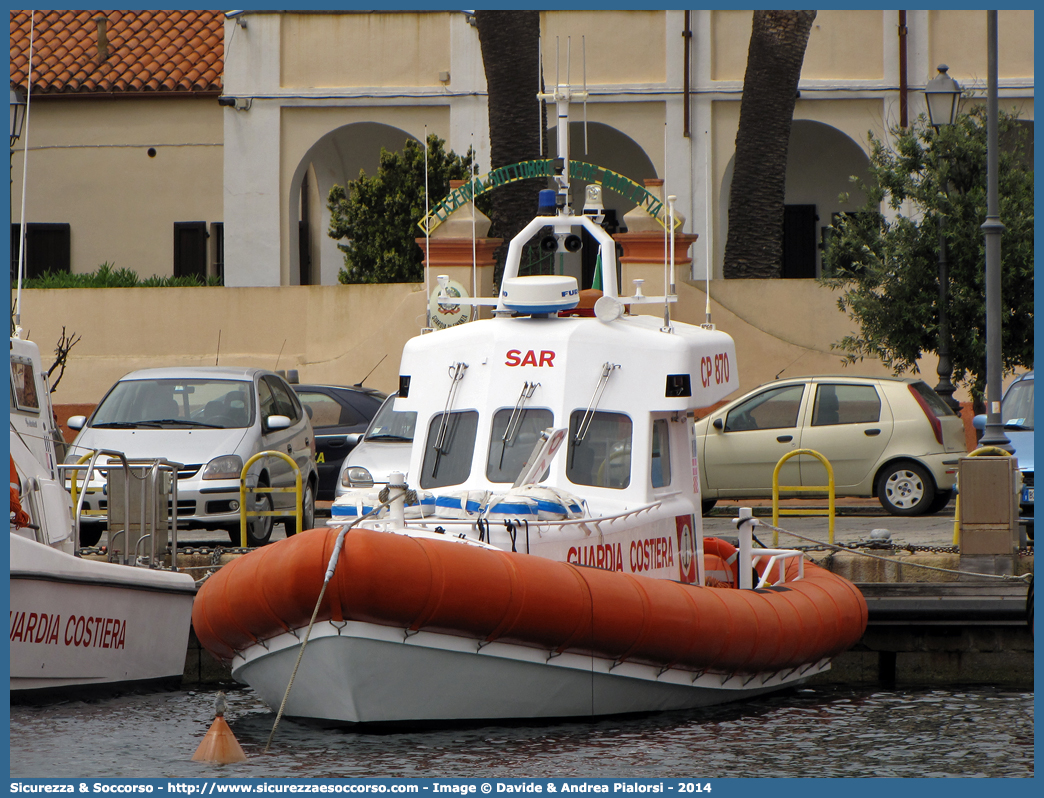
[822,105,1033,402]
[327,135,486,284]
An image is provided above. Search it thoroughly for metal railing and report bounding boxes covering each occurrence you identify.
[734,506,804,589]
[239,451,302,548]
[60,451,183,568]
[771,448,836,545]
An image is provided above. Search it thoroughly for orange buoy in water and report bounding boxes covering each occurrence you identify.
[192,692,247,763]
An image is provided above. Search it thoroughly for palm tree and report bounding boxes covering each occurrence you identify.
[723,10,817,278]
[474,10,546,277]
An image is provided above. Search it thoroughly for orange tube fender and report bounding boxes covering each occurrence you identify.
[192,528,869,673]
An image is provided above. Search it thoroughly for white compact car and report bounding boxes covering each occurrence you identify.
[694,375,967,515]
[66,367,318,546]
[334,392,416,495]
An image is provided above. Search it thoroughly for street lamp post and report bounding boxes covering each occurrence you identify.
[977,12,1011,451]
[924,65,962,413]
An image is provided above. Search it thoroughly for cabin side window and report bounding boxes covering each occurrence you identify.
[421,410,479,489]
[651,418,671,488]
[487,407,554,483]
[567,410,631,489]
[11,355,40,412]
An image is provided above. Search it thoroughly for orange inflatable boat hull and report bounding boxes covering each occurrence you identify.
[193,528,867,675]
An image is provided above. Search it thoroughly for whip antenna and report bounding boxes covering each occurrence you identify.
[14,11,36,337]
[583,36,588,155]
[424,125,431,329]
[471,132,477,299]
[537,35,543,157]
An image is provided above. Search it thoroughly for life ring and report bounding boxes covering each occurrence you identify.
[702,536,740,588]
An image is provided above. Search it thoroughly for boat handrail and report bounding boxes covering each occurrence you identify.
[398,499,662,535]
[59,453,184,570]
[751,549,805,588]
[733,507,806,588]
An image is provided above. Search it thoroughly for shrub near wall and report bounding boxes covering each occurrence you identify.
[21,263,222,289]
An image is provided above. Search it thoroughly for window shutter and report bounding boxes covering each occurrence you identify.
[173,221,208,280]
[11,223,71,280]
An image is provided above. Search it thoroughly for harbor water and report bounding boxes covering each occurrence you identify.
[9,685,1032,779]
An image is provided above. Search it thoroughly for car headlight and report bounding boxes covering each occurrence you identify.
[202,454,244,480]
[342,466,374,488]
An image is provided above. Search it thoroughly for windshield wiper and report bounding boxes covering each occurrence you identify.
[145,418,223,428]
[92,421,161,429]
[366,433,412,441]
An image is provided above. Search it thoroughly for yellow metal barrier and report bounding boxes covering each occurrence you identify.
[239,451,302,548]
[952,446,1013,546]
[771,449,835,546]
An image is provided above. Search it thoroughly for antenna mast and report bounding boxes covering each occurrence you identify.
[14,12,36,338]
[423,125,431,330]
[537,37,588,216]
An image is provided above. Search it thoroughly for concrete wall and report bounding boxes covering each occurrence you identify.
[23,275,960,415]
[23,283,425,408]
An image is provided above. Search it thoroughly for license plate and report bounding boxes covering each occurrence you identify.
[1022,487,1034,503]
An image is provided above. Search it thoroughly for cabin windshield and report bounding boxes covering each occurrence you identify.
[487,407,554,483]
[567,410,632,489]
[421,410,479,489]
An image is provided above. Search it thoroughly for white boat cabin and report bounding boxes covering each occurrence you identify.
[395,306,738,517]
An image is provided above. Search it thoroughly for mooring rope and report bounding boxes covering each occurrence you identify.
[750,518,1032,583]
[264,495,397,752]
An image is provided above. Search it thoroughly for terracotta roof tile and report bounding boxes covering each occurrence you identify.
[10,10,223,96]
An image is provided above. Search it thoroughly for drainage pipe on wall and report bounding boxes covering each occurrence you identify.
[898,11,909,127]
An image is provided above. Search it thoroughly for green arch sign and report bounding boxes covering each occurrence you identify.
[417,159,680,236]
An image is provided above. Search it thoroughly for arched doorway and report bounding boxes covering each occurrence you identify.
[290,122,416,285]
[718,120,871,278]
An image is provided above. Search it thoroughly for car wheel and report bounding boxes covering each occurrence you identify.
[226,481,274,547]
[877,462,935,516]
[701,499,718,515]
[286,480,316,536]
[926,488,955,515]
[78,522,104,548]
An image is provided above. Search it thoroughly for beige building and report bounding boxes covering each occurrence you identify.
[221,10,1034,286]
[11,10,1034,285]
[10,10,1034,416]
[10,11,225,282]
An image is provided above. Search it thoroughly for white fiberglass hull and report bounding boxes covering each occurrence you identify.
[9,534,196,697]
[233,620,827,725]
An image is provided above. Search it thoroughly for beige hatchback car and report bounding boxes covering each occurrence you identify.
[694,376,966,516]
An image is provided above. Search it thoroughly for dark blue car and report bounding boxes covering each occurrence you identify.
[293,383,387,501]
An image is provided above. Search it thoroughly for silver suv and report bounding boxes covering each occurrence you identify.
[66,367,318,546]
